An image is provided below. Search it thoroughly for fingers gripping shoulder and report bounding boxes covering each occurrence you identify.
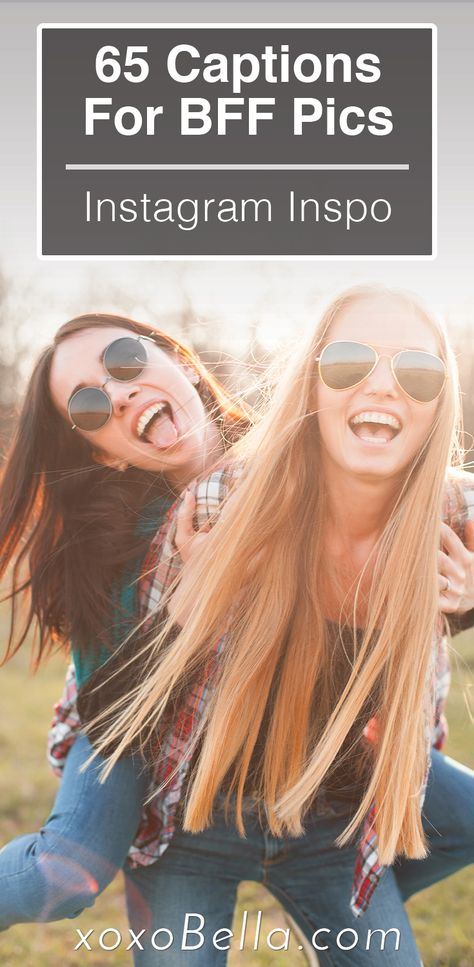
[163,463,242,572]
[443,468,474,540]
[187,463,243,530]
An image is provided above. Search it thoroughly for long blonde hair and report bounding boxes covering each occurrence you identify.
[93,286,462,865]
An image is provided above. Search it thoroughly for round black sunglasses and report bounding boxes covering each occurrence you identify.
[67,336,152,431]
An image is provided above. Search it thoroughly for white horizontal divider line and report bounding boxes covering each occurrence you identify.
[65,163,410,171]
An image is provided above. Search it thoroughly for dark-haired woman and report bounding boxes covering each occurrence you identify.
[0,314,251,927]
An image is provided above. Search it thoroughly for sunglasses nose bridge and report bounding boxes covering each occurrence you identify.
[363,352,400,395]
[104,377,141,413]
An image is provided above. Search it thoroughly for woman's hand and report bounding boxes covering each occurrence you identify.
[174,490,211,563]
[167,491,212,627]
[438,520,474,613]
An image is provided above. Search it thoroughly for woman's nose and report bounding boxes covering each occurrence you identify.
[362,355,398,396]
[105,380,141,414]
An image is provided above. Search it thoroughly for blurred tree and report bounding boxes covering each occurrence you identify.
[0,265,24,448]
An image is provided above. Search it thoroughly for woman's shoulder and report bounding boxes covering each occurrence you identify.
[191,459,244,507]
[443,467,474,538]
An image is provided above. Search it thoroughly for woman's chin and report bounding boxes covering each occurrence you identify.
[342,427,407,471]
[337,437,413,481]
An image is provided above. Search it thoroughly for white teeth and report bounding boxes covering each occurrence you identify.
[350,411,401,431]
[137,402,168,439]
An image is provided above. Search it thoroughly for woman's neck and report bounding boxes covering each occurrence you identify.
[321,471,400,626]
[324,470,400,546]
[169,419,225,492]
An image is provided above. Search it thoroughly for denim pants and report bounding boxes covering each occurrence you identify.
[0,735,148,926]
[124,753,474,967]
[0,740,472,965]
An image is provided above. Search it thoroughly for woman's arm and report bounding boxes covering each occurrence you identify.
[440,470,474,627]
[439,521,474,620]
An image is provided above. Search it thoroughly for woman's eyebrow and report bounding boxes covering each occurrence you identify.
[69,352,105,399]
[378,344,433,351]
[377,346,435,353]
[69,382,86,399]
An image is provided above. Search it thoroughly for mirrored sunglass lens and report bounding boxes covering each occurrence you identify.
[104,337,147,381]
[394,352,445,402]
[319,342,376,389]
[69,388,111,430]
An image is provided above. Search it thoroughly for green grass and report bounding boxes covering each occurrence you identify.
[0,630,473,966]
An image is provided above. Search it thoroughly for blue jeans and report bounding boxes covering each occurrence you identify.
[0,742,472,962]
[0,735,148,927]
[125,792,421,967]
[124,751,474,967]
[397,751,474,900]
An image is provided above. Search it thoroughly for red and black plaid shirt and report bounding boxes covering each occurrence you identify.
[49,465,474,916]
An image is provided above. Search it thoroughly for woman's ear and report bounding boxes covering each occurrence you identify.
[92,451,128,472]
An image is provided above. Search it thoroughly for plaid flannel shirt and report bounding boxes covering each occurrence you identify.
[48,465,474,917]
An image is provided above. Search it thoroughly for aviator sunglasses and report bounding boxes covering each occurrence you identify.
[315,340,447,403]
[67,335,152,431]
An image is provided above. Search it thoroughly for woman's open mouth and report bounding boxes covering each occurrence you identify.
[349,411,402,445]
[136,401,179,449]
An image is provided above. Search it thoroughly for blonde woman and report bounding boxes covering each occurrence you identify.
[84,286,474,966]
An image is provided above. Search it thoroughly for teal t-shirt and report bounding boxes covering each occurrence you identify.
[72,493,174,688]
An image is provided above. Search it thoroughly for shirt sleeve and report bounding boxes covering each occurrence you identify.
[443,469,474,634]
[423,472,474,753]
[143,464,240,619]
[446,606,474,634]
[431,629,451,750]
[191,465,239,527]
[443,468,474,539]
[47,663,82,776]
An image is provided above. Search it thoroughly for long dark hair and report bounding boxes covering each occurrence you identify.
[0,313,252,666]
